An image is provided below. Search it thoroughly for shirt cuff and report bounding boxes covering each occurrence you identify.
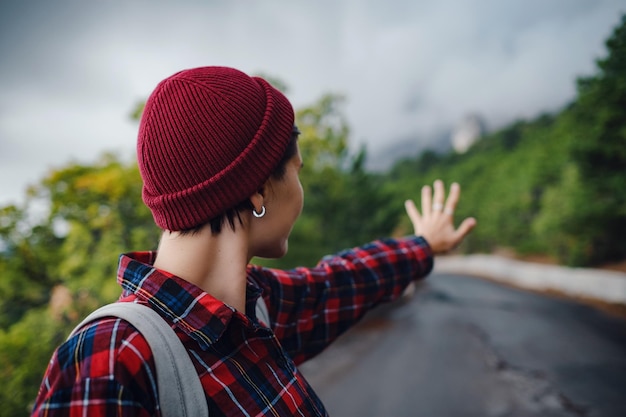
[398,235,434,278]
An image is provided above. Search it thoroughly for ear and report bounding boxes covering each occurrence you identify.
[249,191,265,214]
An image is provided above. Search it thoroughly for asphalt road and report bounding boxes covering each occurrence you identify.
[299,273,626,417]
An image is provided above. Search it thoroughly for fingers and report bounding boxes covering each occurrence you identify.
[409,180,476,253]
[453,217,477,243]
[443,182,460,216]
[432,180,445,213]
[421,185,432,217]
[404,199,422,234]
[422,180,457,216]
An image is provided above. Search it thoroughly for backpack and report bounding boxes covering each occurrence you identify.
[70,299,270,417]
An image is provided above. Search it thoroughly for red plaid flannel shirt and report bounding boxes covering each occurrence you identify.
[32,236,433,416]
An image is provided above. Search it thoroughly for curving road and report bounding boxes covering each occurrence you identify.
[299,273,626,417]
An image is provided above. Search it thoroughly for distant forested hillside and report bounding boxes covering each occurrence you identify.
[384,15,626,268]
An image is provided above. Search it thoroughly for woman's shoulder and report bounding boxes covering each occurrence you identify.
[33,317,159,415]
[59,315,155,380]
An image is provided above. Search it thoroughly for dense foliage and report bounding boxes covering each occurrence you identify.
[389,15,626,266]
[1,15,624,417]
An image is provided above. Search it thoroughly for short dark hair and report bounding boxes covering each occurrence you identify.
[181,125,300,236]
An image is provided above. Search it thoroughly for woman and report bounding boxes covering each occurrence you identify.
[32,66,476,416]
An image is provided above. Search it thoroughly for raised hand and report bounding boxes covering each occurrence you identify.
[404,179,476,254]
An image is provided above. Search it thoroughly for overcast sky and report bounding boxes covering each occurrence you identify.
[1,0,624,206]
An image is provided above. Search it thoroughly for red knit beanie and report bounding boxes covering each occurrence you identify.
[137,66,295,231]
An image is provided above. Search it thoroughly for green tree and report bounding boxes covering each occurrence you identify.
[567,14,626,264]
[29,153,160,300]
[385,15,626,267]
[0,308,70,416]
[0,204,62,328]
[531,15,626,266]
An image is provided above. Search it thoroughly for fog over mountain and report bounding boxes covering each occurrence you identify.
[1,0,624,205]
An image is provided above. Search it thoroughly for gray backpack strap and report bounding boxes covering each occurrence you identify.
[255,296,270,328]
[70,302,208,417]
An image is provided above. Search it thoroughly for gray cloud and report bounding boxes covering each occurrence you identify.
[1,0,624,205]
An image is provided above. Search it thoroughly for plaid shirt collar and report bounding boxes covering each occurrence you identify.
[117,251,263,351]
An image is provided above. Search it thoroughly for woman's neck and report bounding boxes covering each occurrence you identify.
[153,226,250,313]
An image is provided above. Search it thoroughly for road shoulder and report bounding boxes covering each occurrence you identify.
[434,254,626,318]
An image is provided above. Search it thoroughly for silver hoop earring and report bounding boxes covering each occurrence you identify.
[253,205,266,218]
